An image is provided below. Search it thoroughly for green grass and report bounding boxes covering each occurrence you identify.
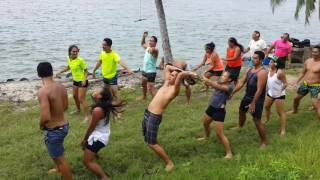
[0,86,319,180]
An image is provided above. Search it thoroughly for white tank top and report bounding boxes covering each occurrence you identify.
[87,117,111,146]
[267,71,286,98]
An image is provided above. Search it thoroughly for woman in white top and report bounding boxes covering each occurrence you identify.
[81,88,123,179]
[264,56,287,136]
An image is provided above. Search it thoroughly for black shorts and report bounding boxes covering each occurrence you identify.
[277,56,287,69]
[239,97,264,120]
[103,75,118,85]
[267,93,286,100]
[207,70,223,76]
[73,80,88,88]
[225,66,241,81]
[142,109,162,144]
[142,72,157,83]
[86,140,105,153]
[205,106,226,122]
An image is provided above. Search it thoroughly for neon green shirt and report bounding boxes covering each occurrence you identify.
[99,50,120,79]
[67,56,87,82]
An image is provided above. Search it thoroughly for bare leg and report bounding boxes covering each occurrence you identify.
[264,96,274,123]
[110,85,122,119]
[147,82,157,97]
[83,149,109,180]
[213,121,232,159]
[137,78,147,100]
[275,99,286,136]
[253,118,267,149]
[79,87,89,122]
[72,86,81,112]
[288,94,304,114]
[52,156,72,180]
[197,114,212,140]
[239,110,247,128]
[148,143,174,172]
[312,98,320,120]
[185,85,191,104]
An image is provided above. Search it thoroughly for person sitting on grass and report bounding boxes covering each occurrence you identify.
[81,88,124,180]
[142,64,198,172]
[264,55,287,136]
[197,71,234,159]
[37,62,72,180]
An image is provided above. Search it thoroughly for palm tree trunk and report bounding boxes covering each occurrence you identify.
[155,0,173,63]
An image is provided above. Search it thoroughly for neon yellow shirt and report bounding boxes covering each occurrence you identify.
[99,50,120,79]
[67,56,87,82]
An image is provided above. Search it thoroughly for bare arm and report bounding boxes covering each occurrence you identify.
[296,61,307,84]
[83,107,104,141]
[148,47,159,58]
[243,47,250,54]
[266,44,275,56]
[202,76,229,91]
[192,54,207,71]
[174,71,198,88]
[38,90,51,130]
[232,69,249,95]
[56,66,70,76]
[277,70,288,89]
[225,47,241,61]
[141,32,148,49]
[119,60,133,74]
[92,60,102,78]
[62,86,68,111]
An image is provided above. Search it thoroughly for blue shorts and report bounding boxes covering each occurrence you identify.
[44,123,69,159]
[103,75,118,85]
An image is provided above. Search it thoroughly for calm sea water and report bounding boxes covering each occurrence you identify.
[0,0,319,82]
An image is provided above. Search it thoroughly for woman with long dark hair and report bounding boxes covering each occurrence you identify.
[222,37,244,85]
[193,42,224,91]
[57,45,90,122]
[81,88,123,179]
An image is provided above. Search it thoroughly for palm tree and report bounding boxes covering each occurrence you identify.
[155,0,173,63]
[270,0,320,24]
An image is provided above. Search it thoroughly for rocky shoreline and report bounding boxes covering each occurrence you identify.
[0,71,165,102]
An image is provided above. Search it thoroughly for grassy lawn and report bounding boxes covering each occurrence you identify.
[0,86,319,180]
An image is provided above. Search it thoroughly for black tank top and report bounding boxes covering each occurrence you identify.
[245,68,266,100]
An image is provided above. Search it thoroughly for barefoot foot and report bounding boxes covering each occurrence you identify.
[259,143,267,150]
[136,96,146,101]
[165,161,174,172]
[224,153,233,160]
[286,110,297,115]
[47,168,58,174]
[197,137,208,141]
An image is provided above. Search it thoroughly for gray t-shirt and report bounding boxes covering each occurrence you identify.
[209,83,234,108]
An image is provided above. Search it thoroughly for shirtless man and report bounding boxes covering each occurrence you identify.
[142,64,198,172]
[288,45,320,119]
[159,58,192,103]
[37,62,72,180]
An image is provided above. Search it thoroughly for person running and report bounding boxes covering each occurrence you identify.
[287,45,320,120]
[159,58,193,104]
[193,42,224,91]
[37,62,72,180]
[231,51,268,149]
[264,55,287,136]
[57,45,90,122]
[81,88,123,180]
[197,71,233,159]
[266,33,292,69]
[243,31,267,67]
[137,32,159,100]
[92,38,133,102]
[142,64,198,172]
[222,37,244,85]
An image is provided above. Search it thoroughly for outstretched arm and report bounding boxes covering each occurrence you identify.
[141,32,148,49]
[92,60,102,78]
[232,69,249,96]
[119,60,133,74]
[56,66,70,77]
[202,76,228,92]
[192,54,207,71]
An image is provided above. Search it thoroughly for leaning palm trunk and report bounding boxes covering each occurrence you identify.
[155,0,173,63]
